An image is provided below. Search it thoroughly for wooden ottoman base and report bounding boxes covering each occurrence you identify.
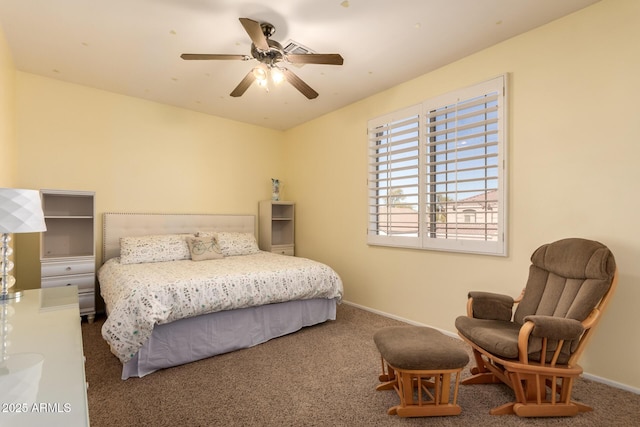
[373,326,469,417]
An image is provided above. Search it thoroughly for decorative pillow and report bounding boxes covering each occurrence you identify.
[120,234,191,265]
[187,235,224,261]
[196,231,216,238]
[212,231,261,257]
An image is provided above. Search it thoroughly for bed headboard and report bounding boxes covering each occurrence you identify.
[102,213,255,263]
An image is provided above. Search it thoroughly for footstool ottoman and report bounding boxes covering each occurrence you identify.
[373,326,469,417]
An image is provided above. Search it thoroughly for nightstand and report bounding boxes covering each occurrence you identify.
[259,200,295,255]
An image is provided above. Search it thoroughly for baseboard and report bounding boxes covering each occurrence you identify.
[341,300,459,339]
[582,372,640,395]
[342,299,640,395]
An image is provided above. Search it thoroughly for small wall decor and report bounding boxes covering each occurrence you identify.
[271,178,280,201]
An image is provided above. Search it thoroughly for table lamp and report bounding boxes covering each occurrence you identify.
[0,188,47,301]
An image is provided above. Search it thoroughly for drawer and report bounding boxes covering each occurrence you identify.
[272,246,295,256]
[41,273,95,293]
[42,260,94,277]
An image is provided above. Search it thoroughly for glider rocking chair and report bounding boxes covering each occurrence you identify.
[455,238,618,417]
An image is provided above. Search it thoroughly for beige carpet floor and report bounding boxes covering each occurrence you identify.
[82,303,640,426]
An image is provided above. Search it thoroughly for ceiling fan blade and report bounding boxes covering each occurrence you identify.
[239,18,269,51]
[230,71,256,97]
[282,69,318,99]
[181,54,249,61]
[286,53,344,66]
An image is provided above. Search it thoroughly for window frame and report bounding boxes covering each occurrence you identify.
[367,75,508,256]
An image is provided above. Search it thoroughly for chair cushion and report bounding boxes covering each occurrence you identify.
[530,238,615,280]
[456,315,576,363]
[457,238,615,364]
[468,291,514,321]
[455,316,521,359]
[373,326,469,371]
[514,238,616,324]
[523,315,584,341]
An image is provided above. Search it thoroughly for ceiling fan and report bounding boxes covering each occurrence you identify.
[181,18,344,99]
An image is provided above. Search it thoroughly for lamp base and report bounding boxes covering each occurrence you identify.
[0,290,22,302]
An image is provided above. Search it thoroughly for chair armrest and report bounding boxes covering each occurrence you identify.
[467,291,514,321]
[522,315,585,341]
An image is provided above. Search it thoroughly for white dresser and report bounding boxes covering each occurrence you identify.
[0,287,90,426]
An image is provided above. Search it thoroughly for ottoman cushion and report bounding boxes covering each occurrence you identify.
[374,326,469,371]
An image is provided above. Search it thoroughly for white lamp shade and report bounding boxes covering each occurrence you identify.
[0,189,47,233]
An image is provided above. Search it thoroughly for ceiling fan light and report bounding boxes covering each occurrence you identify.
[252,66,267,81]
[270,67,285,85]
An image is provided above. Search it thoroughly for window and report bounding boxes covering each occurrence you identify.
[367,105,421,247]
[367,75,507,256]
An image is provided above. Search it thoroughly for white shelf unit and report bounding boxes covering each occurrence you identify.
[39,189,96,322]
[259,200,295,256]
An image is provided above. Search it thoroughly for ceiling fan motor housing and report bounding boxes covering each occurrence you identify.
[251,39,285,66]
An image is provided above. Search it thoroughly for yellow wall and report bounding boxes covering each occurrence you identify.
[5,0,639,390]
[0,25,15,186]
[0,26,22,288]
[285,0,640,390]
[13,73,286,286]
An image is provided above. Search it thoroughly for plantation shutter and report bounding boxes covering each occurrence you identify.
[367,105,421,248]
[422,76,505,255]
[366,75,506,255]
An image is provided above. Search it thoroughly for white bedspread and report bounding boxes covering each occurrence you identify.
[98,252,343,363]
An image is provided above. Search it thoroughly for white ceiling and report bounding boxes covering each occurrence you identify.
[0,0,599,130]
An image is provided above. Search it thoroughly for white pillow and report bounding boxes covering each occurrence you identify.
[120,234,191,265]
[197,231,260,256]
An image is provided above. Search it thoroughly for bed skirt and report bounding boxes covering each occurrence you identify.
[121,298,337,379]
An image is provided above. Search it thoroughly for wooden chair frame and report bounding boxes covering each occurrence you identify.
[377,357,464,417]
[458,269,618,417]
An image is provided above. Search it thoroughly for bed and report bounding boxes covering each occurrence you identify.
[98,213,343,379]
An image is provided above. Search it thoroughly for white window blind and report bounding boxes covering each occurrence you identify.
[367,105,421,248]
[367,75,507,256]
